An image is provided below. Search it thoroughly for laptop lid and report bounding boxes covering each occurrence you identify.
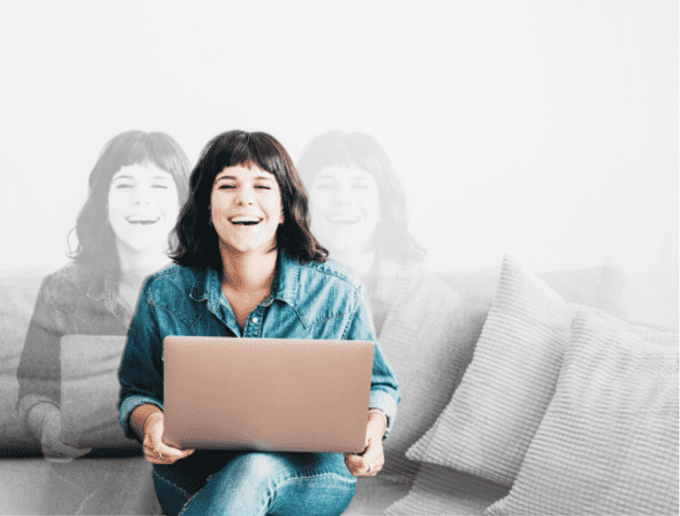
[162,336,374,454]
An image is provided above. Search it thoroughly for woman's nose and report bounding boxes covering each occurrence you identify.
[131,185,152,205]
[333,183,353,206]
[235,185,254,205]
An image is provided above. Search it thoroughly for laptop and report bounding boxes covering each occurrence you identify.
[60,335,136,449]
[162,336,375,453]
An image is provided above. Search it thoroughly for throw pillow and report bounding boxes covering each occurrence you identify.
[485,310,678,515]
[372,263,479,478]
[406,255,575,486]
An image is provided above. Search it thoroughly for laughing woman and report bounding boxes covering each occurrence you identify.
[14,130,191,515]
[297,131,464,477]
[118,130,400,516]
[17,130,190,460]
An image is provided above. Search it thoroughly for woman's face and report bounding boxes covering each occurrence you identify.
[107,163,180,254]
[309,165,381,254]
[210,163,284,255]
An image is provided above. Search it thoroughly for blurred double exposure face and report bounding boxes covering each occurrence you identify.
[107,163,181,254]
[309,165,381,253]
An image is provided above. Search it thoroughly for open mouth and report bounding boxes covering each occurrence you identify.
[229,216,262,226]
[126,216,160,225]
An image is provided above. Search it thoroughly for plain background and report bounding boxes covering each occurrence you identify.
[0,1,677,328]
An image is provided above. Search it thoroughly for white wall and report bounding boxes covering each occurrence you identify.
[0,1,677,327]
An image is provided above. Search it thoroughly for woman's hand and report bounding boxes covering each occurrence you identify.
[344,410,387,477]
[38,407,93,462]
[142,411,195,465]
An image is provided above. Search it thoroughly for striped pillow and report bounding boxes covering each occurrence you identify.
[407,255,575,486]
[486,310,678,515]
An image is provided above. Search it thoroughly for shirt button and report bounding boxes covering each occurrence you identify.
[252,317,258,323]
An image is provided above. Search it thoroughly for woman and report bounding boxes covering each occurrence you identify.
[17,130,190,460]
[14,130,190,515]
[297,131,464,477]
[118,130,401,516]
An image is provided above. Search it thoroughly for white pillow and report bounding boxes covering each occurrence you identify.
[407,255,575,486]
[486,309,678,515]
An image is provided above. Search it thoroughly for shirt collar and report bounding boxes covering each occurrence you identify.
[190,251,301,312]
[271,251,299,307]
[85,268,131,324]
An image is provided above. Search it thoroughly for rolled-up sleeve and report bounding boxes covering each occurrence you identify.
[343,284,401,437]
[118,279,165,441]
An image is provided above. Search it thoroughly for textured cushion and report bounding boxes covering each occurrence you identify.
[342,475,413,515]
[384,463,509,515]
[407,255,576,486]
[371,265,479,478]
[59,335,139,449]
[0,457,162,515]
[486,310,679,515]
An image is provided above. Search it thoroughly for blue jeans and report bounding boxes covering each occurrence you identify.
[152,450,356,516]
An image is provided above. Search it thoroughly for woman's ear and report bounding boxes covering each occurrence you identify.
[279,209,284,225]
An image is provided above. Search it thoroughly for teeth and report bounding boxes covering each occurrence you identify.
[230,216,261,224]
[127,217,159,224]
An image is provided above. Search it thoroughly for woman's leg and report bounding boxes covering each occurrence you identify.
[180,451,356,516]
[152,450,238,516]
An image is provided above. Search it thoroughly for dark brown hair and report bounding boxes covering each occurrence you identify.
[297,131,425,264]
[70,130,191,271]
[171,130,328,269]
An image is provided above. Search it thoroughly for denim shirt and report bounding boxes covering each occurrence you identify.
[118,252,401,441]
[17,262,131,431]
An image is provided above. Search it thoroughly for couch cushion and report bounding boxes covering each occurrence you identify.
[373,265,479,479]
[486,310,679,515]
[0,270,44,453]
[0,456,162,515]
[342,474,413,515]
[384,463,509,515]
[406,256,576,487]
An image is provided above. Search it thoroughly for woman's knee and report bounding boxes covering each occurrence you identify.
[229,452,280,481]
[178,452,356,516]
[268,470,356,516]
[152,468,192,516]
[227,452,356,516]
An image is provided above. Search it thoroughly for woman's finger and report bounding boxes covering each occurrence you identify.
[344,453,382,476]
[342,412,387,476]
[144,440,194,464]
[344,439,384,476]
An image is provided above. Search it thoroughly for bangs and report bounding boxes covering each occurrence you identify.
[297,131,384,184]
[91,131,189,189]
[122,137,182,177]
[214,133,285,180]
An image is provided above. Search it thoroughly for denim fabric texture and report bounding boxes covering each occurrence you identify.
[118,251,400,515]
[153,450,356,516]
[16,262,131,435]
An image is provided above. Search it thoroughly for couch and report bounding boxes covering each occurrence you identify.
[0,255,677,515]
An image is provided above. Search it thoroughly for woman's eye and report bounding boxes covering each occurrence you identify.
[218,184,236,189]
[314,182,336,190]
[352,182,371,190]
[255,185,272,190]
[114,183,134,189]
[152,183,169,189]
